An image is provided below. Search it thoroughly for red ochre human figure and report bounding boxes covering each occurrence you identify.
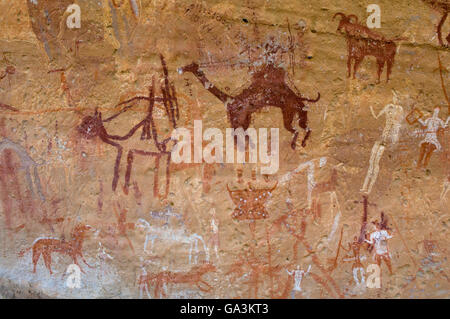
[341,236,366,286]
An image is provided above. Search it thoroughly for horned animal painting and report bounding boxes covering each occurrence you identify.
[333,12,401,83]
[0,0,449,301]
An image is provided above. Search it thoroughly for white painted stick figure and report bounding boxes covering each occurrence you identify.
[361,90,404,194]
[286,265,311,298]
[209,208,220,261]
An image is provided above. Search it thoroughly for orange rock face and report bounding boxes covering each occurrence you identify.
[0,0,448,298]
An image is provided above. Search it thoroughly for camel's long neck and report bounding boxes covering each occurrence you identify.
[187,69,231,104]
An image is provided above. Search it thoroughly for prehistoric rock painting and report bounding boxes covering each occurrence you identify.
[97,201,135,252]
[361,91,405,193]
[341,236,367,287]
[18,224,94,274]
[333,12,401,83]
[0,0,449,300]
[422,0,450,46]
[227,172,277,242]
[365,213,394,277]
[77,55,178,197]
[179,39,320,149]
[414,107,449,168]
[279,157,343,232]
[0,138,45,201]
[271,205,344,298]
[138,263,216,299]
[26,0,75,62]
[226,253,285,298]
[286,265,311,298]
[136,218,209,264]
[0,65,15,86]
[107,0,140,53]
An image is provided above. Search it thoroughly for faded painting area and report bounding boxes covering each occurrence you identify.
[0,0,449,298]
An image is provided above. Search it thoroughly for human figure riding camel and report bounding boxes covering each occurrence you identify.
[179,36,320,150]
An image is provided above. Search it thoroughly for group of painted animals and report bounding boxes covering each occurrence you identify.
[11,6,450,298]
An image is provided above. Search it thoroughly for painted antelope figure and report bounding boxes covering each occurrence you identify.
[178,45,320,149]
[138,263,216,298]
[77,55,179,198]
[18,224,94,274]
[333,12,401,83]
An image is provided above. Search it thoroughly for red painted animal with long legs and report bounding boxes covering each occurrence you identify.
[18,224,94,274]
[333,12,401,83]
[179,40,320,150]
[77,55,179,197]
[138,263,216,298]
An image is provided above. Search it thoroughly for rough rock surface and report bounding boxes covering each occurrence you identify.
[0,0,449,298]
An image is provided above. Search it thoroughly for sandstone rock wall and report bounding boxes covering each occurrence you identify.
[0,0,448,298]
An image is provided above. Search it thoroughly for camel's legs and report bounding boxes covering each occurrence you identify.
[281,108,299,150]
[297,109,311,147]
[131,150,168,198]
[144,282,152,299]
[153,155,160,198]
[123,150,135,195]
[111,144,123,191]
[154,280,162,299]
[158,153,171,199]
